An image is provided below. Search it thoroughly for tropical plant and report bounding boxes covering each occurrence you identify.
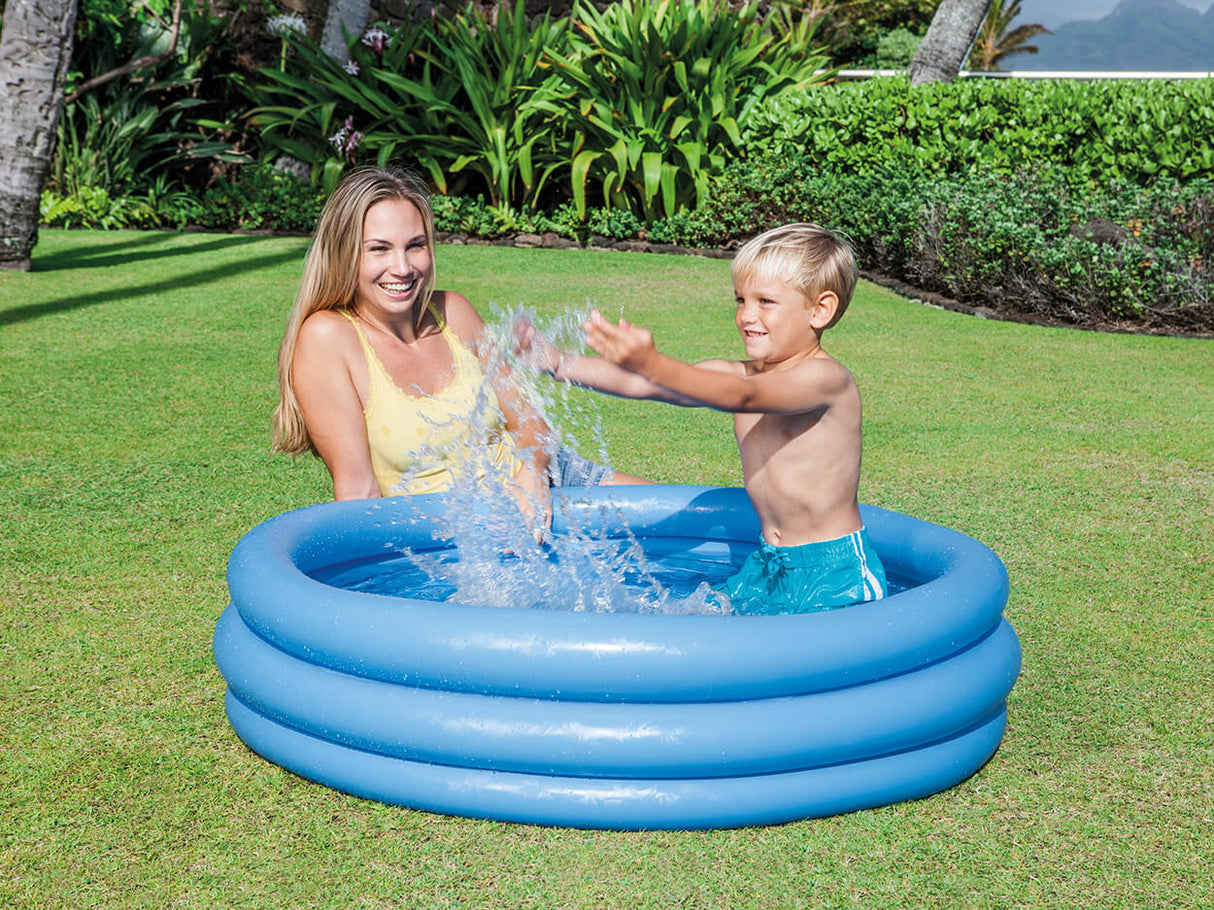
[245,0,565,207]
[532,0,834,220]
[427,0,570,211]
[245,17,449,191]
[51,88,206,197]
[966,0,1050,71]
[50,3,246,201]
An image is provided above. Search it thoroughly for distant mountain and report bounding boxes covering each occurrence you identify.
[1014,0,1214,71]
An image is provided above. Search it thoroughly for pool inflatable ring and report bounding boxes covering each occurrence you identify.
[214,485,1019,830]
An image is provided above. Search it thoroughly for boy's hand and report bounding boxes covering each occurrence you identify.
[511,316,562,377]
[585,310,656,373]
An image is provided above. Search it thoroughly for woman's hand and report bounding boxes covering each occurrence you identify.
[511,315,565,378]
[511,461,553,544]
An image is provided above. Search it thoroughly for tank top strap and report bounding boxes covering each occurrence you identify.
[338,308,377,362]
[427,301,482,372]
[337,308,394,408]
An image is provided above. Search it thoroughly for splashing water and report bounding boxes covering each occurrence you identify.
[312,303,731,616]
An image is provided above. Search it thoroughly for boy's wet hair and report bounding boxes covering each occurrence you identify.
[731,223,858,327]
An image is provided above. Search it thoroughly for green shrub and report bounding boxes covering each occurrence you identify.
[873,28,922,69]
[744,76,1214,186]
[39,186,156,229]
[192,166,327,233]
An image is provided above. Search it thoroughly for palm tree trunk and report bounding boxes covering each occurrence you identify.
[0,0,78,270]
[907,0,990,86]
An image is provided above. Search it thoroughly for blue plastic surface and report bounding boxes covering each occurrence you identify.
[214,485,1020,829]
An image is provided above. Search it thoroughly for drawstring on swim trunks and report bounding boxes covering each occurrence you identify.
[759,540,790,591]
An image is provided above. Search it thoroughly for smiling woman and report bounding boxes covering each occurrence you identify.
[270,166,645,532]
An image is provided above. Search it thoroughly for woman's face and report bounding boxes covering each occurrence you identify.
[353,198,432,320]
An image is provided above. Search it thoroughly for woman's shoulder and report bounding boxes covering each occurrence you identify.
[430,290,483,338]
[297,308,360,356]
[301,307,353,335]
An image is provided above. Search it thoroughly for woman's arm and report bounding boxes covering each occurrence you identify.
[443,293,554,534]
[292,311,381,500]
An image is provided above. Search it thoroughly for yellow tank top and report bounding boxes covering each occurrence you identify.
[341,309,522,496]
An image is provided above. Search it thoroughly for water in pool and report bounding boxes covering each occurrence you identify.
[312,534,738,614]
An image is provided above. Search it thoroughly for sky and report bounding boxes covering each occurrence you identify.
[1017,0,1214,30]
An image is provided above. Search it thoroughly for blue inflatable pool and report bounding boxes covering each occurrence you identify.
[213,485,1019,830]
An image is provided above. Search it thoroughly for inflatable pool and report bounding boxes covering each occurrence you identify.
[213,485,1019,830]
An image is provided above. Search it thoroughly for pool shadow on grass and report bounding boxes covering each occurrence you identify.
[1,239,307,329]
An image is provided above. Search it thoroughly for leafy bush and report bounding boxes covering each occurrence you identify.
[246,0,569,206]
[191,166,327,232]
[744,76,1214,186]
[41,164,322,233]
[873,28,922,68]
[52,2,247,200]
[40,186,157,230]
[531,0,833,219]
[677,155,1213,329]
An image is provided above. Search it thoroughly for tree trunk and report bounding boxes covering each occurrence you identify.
[0,0,78,270]
[907,0,989,86]
[321,0,373,60]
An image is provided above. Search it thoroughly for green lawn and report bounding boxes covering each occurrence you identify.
[2,229,1210,909]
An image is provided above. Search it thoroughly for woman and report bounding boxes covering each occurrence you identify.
[272,166,642,533]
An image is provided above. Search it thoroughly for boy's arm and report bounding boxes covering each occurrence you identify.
[513,316,704,406]
[586,311,842,415]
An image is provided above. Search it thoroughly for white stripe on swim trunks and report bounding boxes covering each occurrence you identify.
[851,530,885,601]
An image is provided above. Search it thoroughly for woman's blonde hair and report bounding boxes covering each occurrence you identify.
[730,223,857,328]
[272,165,436,455]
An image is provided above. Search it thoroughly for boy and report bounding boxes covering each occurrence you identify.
[519,223,886,615]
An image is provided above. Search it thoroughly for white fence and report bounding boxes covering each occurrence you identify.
[835,69,1214,81]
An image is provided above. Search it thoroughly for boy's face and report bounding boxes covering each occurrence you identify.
[733,277,820,364]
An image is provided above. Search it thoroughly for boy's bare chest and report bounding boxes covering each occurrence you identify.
[733,411,823,463]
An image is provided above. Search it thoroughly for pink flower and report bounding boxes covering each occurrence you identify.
[361,25,391,57]
[329,116,363,160]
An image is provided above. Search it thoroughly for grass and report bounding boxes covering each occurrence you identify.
[1,228,1211,909]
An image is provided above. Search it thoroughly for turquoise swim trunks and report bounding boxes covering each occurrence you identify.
[717,528,888,616]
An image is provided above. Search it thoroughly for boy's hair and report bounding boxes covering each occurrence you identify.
[731,223,858,328]
[272,165,436,455]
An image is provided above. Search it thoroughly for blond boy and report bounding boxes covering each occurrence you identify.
[520,223,886,614]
